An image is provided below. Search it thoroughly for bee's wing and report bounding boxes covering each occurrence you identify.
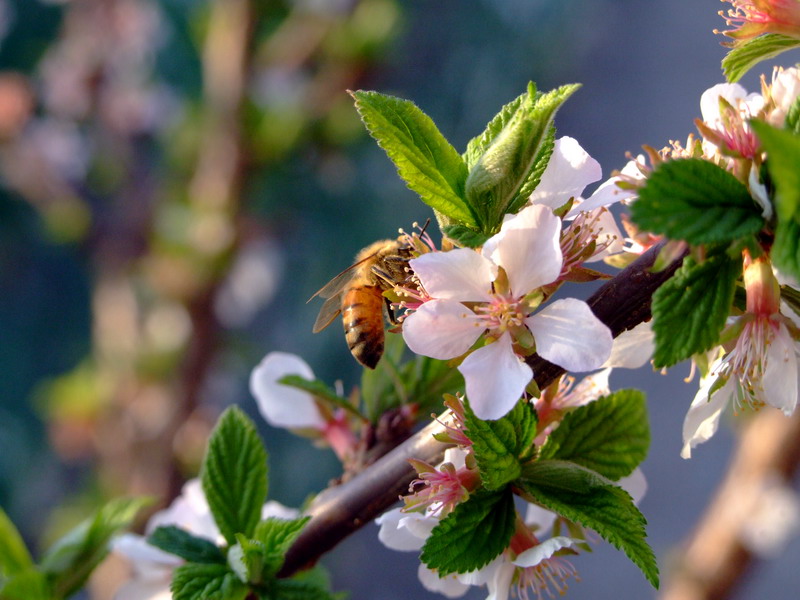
[312,295,343,333]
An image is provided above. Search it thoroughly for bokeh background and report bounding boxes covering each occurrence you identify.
[1,0,798,598]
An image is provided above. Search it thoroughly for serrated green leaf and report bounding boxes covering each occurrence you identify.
[750,120,800,222]
[722,34,800,83]
[351,90,474,227]
[773,217,800,283]
[463,90,530,168]
[506,124,556,216]
[465,83,579,231]
[465,399,537,490]
[631,158,764,245]
[521,459,613,492]
[148,526,226,564]
[0,569,50,600]
[40,496,150,599]
[253,517,310,558]
[440,224,491,248]
[539,390,649,481]
[171,563,248,600]
[265,578,337,600]
[421,489,515,575]
[651,247,741,368]
[518,474,659,589]
[201,407,268,544]
[0,508,33,578]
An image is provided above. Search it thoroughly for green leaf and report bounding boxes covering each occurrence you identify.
[750,120,800,222]
[360,332,408,421]
[421,489,516,575]
[507,124,556,216]
[518,468,659,589]
[351,90,474,227]
[0,508,34,578]
[722,34,800,83]
[773,217,800,283]
[464,399,537,490]
[465,83,579,231]
[148,526,226,564]
[171,563,248,600]
[399,354,465,418]
[651,247,741,368]
[0,569,50,600]
[264,578,337,600]
[440,224,491,248]
[786,94,800,136]
[40,497,150,599]
[464,89,530,168]
[631,158,764,245]
[201,406,268,544]
[539,389,649,481]
[253,517,310,557]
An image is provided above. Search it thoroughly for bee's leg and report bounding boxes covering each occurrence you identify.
[384,296,400,325]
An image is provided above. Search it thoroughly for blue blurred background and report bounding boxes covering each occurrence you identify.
[0,0,798,598]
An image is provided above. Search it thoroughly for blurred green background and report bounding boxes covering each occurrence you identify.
[1,1,798,598]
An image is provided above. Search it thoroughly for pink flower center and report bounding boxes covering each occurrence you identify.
[474,293,528,334]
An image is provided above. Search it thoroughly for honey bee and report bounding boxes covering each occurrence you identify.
[310,237,414,369]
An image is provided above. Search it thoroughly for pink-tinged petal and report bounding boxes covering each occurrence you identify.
[249,352,325,430]
[459,333,532,420]
[403,299,484,360]
[410,249,495,302]
[529,136,601,209]
[514,536,578,568]
[700,83,748,124]
[526,298,612,372]
[603,321,654,369]
[483,203,563,295]
[681,371,733,459]
[763,324,798,415]
[418,564,471,598]
[571,157,644,215]
[114,579,172,600]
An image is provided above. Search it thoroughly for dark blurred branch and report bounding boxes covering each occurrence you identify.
[660,409,800,600]
[280,242,684,576]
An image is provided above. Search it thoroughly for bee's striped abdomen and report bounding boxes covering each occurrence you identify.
[341,284,385,369]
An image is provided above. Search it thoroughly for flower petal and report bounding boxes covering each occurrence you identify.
[763,323,798,415]
[249,352,325,429]
[681,370,733,459]
[459,333,532,420]
[375,508,429,551]
[403,299,484,360]
[418,564,471,598]
[619,467,648,506]
[529,136,601,209]
[410,249,495,302]
[514,536,578,568]
[570,157,644,215]
[602,320,655,369]
[483,203,563,295]
[526,298,612,371]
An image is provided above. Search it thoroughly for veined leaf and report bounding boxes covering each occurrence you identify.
[464,399,537,490]
[651,247,741,368]
[631,158,764,245]
[421,489,516,576]
[750,120,800,223]
[351,90,474,227]
[441,224,491,249]
[171,563,248,600]
[148,526,225,564]
[201,407,268,544]
[518,468,659,589]
[539,389,649,481]
[722,34,800,83]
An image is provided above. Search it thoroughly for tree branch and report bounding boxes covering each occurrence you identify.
[280,242,684,576]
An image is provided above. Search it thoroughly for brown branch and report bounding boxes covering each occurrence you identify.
[660,409,800,600]
[280,242,685,576]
